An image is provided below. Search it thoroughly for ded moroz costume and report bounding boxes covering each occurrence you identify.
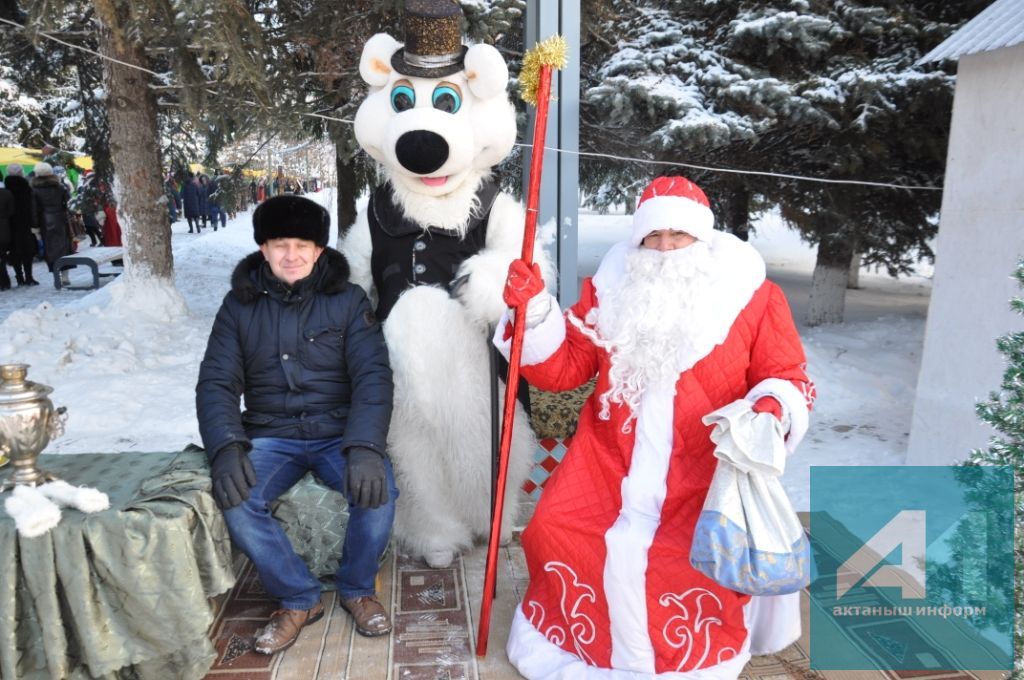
[496,177,816,678]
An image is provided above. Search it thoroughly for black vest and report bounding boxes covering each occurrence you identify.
[368,180,499,320]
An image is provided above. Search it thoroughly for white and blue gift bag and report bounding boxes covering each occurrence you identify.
[691,399,811,596]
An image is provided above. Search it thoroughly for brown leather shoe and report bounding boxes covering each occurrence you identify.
[253,601,325,655]
[340,595,392,637]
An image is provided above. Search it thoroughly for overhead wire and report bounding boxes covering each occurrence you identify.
[1,16,942,191]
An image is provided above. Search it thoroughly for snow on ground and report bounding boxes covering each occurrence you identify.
[0,192,930,511]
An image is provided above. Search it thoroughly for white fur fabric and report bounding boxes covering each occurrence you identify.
[4,485,61,537]
[342,186,549,562]
[38,480,110,513]
[383,285,536,558]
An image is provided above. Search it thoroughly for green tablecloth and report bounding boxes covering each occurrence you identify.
[0,451,236,680]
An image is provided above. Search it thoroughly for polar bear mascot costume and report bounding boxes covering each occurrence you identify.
[340,0,550,569]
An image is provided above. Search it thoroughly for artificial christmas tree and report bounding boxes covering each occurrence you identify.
[965,259,1024,676]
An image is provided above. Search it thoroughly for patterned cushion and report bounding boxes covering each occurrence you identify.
[528,380,594,439]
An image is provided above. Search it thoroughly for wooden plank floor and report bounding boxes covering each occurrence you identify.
[202,509,1005,680]
[204,541,527,680]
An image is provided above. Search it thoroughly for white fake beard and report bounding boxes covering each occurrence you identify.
[578,243,717,431]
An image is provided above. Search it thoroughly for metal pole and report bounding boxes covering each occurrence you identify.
[556,1,580,308]
[524,0,580,307]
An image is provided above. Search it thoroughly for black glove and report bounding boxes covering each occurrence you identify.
[210,443,257,510]
[343,446,388,510]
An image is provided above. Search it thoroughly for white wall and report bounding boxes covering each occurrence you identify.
[908,43,1024,464]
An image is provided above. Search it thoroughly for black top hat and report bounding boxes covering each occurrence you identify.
[391,0,468,79]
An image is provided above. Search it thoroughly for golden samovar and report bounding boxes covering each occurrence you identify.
[0,364,67,491]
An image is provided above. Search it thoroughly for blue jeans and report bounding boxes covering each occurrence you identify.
[221,436,398,610]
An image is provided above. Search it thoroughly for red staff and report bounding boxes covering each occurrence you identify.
[476,34,568,657]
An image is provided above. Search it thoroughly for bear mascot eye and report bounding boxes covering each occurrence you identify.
[390,84,416,112]
[431,84,462,114]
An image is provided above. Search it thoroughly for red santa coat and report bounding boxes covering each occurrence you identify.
[498,237,814,678]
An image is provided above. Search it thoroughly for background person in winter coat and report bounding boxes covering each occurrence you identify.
[0,180,12,289]
[164,174,181,223]
[196,195,397,656]
[206,172,227,230]
[102,200,122,247]
[181,173,203,233]
[2,165,39,285]
[198,175,210,229]
[497,176,815,679]
[30,162,72,272]
[71,172,107,247]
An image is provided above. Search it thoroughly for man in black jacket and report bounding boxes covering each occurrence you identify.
[196,195,397,654]
[2,165,40,285]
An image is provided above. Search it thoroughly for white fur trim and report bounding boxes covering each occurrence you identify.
[744,592,801,655]
[464,43,508,100]
[38,480,110,513]
[493,295,565,366]
[592,241,631,294]
[507,605,752,679]
[632,196,714,246]
[4,485,61,537]
[603,381,675,671]
[359,33,400,87]
[593,235,766,376]
[745,378,810,454]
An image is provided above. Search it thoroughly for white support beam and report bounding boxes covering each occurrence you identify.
[524,0,581,307]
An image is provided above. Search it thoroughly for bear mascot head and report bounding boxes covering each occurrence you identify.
[353,1,516,224]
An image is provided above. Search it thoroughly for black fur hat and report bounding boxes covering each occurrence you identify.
[253,195,330,247]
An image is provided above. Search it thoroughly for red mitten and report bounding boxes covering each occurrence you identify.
[752,396,783,421]
[503,259,544,308]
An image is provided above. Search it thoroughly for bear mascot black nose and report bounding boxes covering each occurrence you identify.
[396,130,450,175]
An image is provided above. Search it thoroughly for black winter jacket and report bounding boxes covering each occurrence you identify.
[31,175,71,267]
[196,248,393,460]
[3,175,36,260]
[0,187,12,251]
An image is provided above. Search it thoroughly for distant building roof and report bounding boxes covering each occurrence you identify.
[920,0,1024,63]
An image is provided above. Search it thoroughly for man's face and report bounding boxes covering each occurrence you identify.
[259,238,324,284]
[641,229,697,252]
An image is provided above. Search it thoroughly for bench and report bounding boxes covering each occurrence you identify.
[53,247,125,290]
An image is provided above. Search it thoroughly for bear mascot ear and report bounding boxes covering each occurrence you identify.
[359,33,403,87]
[464,44,509,100]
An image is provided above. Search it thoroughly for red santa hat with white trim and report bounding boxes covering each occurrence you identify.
[630,176,715,246]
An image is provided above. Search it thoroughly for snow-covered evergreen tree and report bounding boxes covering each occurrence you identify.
[580,0,992,325]
[0,61,45,146]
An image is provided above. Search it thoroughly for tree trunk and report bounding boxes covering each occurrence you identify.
[806,235,854,326]
[98,14,173,283]
[335,144,358,238]
[847,247,861,289]
[724,185,750,241]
